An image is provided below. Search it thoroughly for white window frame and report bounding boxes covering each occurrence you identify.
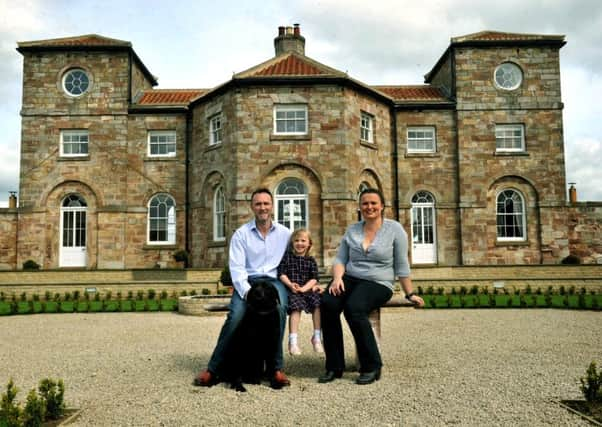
[147,194,176,245]
[213,186,226,241]
[275,178,308,231]
[407,126,436,153]
[62,68,90,97]
[360,112,374,143]
[273,104,308,135]
[60,130,89,157]
[148,130,176,157]
[495,124,525,152]
[496,189,526,242]
[209,113,222,146]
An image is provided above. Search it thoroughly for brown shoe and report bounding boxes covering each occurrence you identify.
[193,369,218,387]
[270,370,291,389]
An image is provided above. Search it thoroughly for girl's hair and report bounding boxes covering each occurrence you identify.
[359,187,386,217]
[289,228,312,256]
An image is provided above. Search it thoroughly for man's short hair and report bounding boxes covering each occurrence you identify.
[251,188,273,202]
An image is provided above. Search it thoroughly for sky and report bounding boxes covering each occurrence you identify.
[1,0,601,207]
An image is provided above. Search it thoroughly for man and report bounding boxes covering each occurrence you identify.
[194,188,292,388]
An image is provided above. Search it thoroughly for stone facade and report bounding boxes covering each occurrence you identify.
[1,27,600,271]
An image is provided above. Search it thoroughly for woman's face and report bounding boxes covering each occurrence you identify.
[360,192,384,220]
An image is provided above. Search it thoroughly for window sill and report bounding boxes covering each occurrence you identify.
[404,152,439,158]
[360,140,377,150]
[204,143,223,153]
[58,155,90,161]
[269,132,312,141]
[494,151,529,157]
[143,244,178,250]
[495,240,529,247]
[144,156,178,162]
[207,241,227,248]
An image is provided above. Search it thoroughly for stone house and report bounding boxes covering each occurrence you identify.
[0,25,600,270]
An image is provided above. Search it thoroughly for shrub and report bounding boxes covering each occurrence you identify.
[450,287,457,295]
[72,290,80,301]
[160,290,168,299]
[180,290,188,296]
[94,292,100,302]
[558,285,566,296]
[459,286,468,296]
[20,292,27,302]
[127,291,134,300]
[116,291,122,300]
[136,290,144,300]
[38,379,65,420]
[190,290,197,296]
[201,288,211,295]
[417,286,424,295]
[580,361,602,403]
[173,249,189,267]
[63,292,72,301]
[481,286,489,296]
[22,388,45,426]
[426,286,434,295]
[525,285,532,295]
[22,259,40,270]
[470,285,479,295]
[0,379,22,425]
[568,286,576,295]
[147,289,156,300]
[535,287,542,295]
[217,288,230,295]
[32,293,39,302]
[0,292,4,302]
[53,293,61,302]
[105,291,112,301]
[44,291,51,301]
[220,266,233,286]
[561,254,581,264]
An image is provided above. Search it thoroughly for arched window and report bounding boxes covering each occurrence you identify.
[275,178,307,231]
[213,186,226,241]
[496,189,526,241]
[148,194,176,244]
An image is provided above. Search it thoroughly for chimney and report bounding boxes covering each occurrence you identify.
[8,191,17,208]
[274,23,305,56]
[568,183,577,204]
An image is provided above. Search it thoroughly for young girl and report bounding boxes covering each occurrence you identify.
[277,228,323,355]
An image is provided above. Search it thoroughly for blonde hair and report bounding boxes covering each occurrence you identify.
[289,228,312,256]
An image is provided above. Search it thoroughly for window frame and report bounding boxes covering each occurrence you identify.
[275,178,308,231]
[60,129,89,157]
[273,104,308,135]
[62,68,90,97]
[360,111,374,143]
[148,130,177,158]
[147,194,176,245]
[213,186,226,242]
[494,62,523,91]
[407,126,436,153]
[209,113,223,146]
[496,189,526,242]
[495,124,525,152]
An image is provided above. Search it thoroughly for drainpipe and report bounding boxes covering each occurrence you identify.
[185,109,192,262]
[451,48,463,265]
[390,106,400,221]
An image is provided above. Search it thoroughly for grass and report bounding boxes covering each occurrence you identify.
[0,299,179,316]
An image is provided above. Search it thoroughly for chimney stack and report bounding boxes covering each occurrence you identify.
[8,191,17,209]
[568,183,577,204]
[274,23,305,56]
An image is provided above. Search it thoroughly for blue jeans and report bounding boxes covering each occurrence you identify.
[207,276,289,375]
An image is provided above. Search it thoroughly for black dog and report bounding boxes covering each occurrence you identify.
[218,281,282,392]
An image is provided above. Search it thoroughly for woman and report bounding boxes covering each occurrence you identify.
[319,188,424,385]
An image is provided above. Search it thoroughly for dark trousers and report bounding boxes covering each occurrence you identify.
[321,275,393,373]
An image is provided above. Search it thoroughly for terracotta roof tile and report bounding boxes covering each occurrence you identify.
[253,55,327,76]
[373,85,449,102]
[136,89,207,105]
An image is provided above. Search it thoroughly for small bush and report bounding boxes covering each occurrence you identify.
[559,285,566,296]
[22,388,45,426]
[32,293,39,302]
[22,259,40,270]
[580,361,602,403]
[0,378,22,425]
[417,286,424,295]
[44,291,51,301]
[127,291,134,300]
[19,292,27,302]
[105,291,112,301]
[63,292,72,301]
[147,289,156,300]
[459,286,468,296]
[201,288,211,295]
[561,254,581,264]
[189,289,197,296]
[53,293,61,302]
[38,379,65,420]
[470,285,479,295]
[160,290,168,300]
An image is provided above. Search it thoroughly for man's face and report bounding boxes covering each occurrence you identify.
[251,192,273,223]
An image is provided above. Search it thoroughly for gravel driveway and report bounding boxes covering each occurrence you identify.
[1,309,600,426]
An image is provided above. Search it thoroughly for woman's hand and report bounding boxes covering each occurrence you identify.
[328,277,345,296]
[407,294,424,307]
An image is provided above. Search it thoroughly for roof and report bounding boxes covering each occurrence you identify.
[425,30,566,83]
[234,52,345,79]
[451,30,565,44]
[135,89,208,106]
[373,85,450,102]
[17,34,131,49]
[17,34,157,86]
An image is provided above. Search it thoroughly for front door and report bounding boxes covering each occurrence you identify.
[60,194,87,267]
[411,191,437,264]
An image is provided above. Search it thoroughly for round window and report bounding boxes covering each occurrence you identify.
[62,68,90,96]
[494,62,522,90]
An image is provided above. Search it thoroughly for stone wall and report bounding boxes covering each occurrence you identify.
[0,210,17,269]
[568,203,602,263]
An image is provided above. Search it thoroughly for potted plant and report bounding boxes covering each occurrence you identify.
[172,249,189,268]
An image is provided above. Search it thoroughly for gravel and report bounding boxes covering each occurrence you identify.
[1,309,600,426]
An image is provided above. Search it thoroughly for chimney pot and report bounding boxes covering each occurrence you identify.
[8,191,17,209]
[293,23,300,36]
[278,26,285,36]
[274,24,306,56]
[568,183,577,204]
